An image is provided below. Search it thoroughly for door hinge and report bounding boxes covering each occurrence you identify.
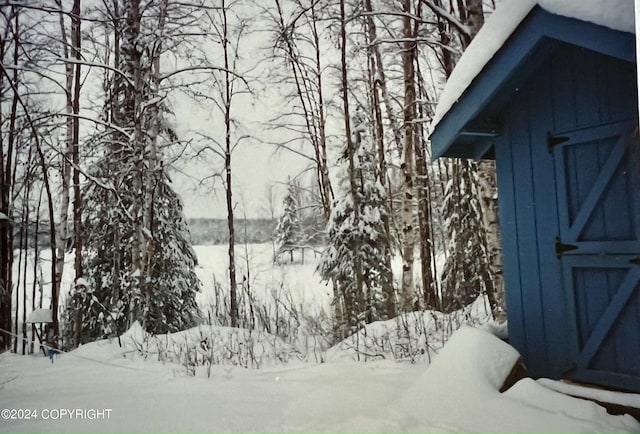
[555,239,578,256]
[547,132,570,150]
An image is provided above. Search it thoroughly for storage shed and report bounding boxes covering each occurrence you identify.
[429,0,640,392]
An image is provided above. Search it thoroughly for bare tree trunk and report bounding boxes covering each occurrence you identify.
[433,0,456,78]
[54,0,72,316]
[20,146,34,355]
[226,145,238,329]
[122,0,146,325]
[364,0,402,157]
[37,136,60,342]
[310,2,333,221]
[138,0,170,324]
[222,0,238,328]
[400,0,417,311]
[108,0,122,318]
[30,191,42,353]
[411,3,439,310]
[477,159,503,315]
[415,107,437,309]
[464,0,484,36]
[0,7,17,352]
[14,219,23,353]
[71,0,83,279]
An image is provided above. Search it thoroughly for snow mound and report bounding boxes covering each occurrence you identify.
[121,320,145,341]
[412,325,520,392]
[326,295,493,362]
[398,326,640,432]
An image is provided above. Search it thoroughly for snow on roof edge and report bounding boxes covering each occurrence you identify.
[430,0,636,133]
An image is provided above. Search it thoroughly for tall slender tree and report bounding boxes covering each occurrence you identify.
[268,0,334,222]
[221,0,239,328]
[0,4,19,351]
[399,0,419,311]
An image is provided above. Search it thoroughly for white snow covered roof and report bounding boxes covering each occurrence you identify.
[26,308,53,324]
[431,0,636,130]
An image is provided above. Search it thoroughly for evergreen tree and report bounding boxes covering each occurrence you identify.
[67,0,201,343]
[275,180,301,263]
[62,278,102,349]
[440,159,492,311]
[79,167,201,340]
[76,158,134,342]
[143,177,201,333]
[318,131,393,338]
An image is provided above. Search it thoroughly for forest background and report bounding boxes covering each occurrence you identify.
[0,0,505,352]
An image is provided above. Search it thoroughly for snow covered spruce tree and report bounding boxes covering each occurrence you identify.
[440,160,493,310]
[81,167,201,341]
[274,180,301,263]
[75,0,201,342]
[319,128,393,338]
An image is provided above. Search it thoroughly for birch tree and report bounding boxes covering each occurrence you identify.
[0,4,19,351]
[267,0,333,221]
[220,0,240,328]
[0,2,61,348]
[183,0,255,328]
[399,0,418,311]
[50,0,85,345]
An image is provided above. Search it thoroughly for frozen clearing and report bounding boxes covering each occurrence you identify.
[1,326,639,432]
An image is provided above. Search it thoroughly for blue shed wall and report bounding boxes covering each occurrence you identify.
[494,44,638,380]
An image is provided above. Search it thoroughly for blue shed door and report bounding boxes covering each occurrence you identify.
[551,119,640,391]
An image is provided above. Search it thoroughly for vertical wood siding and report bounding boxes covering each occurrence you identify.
[495,43,639,387]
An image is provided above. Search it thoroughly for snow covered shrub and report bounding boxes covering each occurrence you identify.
[203,276,333,362]
[327,296,493,362]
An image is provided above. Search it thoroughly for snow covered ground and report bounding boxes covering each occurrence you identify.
[1,326,638,432]
[5,243,640,432]
[193,243,331,314]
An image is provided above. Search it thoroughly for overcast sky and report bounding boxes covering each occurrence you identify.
[169,66,313,220]
[163,9,314,221]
